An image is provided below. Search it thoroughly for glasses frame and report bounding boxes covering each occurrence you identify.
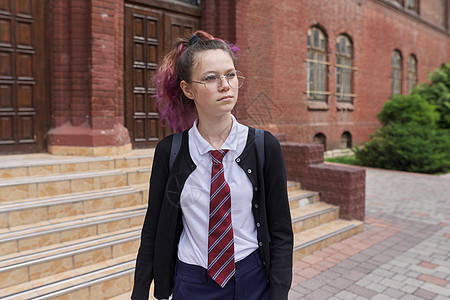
[191,70,245,92]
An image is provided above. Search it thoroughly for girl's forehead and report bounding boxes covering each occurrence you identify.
[193,49,234,73]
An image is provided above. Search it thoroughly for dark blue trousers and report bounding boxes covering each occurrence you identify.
[172,250,270,300]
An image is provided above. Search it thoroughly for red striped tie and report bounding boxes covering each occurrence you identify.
[207,150,235,287]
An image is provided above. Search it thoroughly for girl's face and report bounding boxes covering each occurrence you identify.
[181,49,238,121]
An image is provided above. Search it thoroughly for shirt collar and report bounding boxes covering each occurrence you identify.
[191,114,239,156]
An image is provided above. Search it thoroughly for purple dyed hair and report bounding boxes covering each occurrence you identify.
[154,30,240,132]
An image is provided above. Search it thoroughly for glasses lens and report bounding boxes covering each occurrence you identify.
[228,71,245,89]
[204,80,217,92]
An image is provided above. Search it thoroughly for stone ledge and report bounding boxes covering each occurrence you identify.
[48,144,132,157]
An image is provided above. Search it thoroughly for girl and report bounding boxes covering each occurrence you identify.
[131,30,293,300]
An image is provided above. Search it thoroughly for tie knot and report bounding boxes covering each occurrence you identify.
[209,149,228,164]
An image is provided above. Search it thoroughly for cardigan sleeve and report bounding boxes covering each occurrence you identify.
[263,132,294,300]
[131,136,172,300]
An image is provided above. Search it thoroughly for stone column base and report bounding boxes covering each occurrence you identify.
[48,143,132,157]
[47,121,132,156]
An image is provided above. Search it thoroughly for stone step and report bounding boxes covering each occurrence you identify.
[108,292,137,299]
[0,185,147,229]
[0,228,140,290]
[291,202,339,234]
[0,150,363,299]
[0,206,146,255]
[108,290,157,300]
[289,189,319,209]
[0,198,338,290]
[287,181,301,192]
[0,254,136,300]
[293,219,364,260]
[0,150,154,179]
[0,168,151,202]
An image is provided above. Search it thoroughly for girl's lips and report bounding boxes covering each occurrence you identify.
[219,96,233,101]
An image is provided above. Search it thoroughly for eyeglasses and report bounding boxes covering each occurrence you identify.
[191,70,245,92]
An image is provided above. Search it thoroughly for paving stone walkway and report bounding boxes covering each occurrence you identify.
[289,167,450,300]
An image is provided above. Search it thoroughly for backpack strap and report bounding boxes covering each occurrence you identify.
[169,132,183,170]
[255,128,265,170]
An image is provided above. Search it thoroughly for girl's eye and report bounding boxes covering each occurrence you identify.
[226,72,236,79]
[204,75,217,82]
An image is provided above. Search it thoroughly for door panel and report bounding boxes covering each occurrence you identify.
[0,0,48,153]
[125,3,200,148]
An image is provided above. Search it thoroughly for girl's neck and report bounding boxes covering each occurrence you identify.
[197,113,233,150]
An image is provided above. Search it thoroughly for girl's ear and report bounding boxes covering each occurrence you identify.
[180,81,195,100]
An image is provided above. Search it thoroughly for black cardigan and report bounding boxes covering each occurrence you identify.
[131,128,293,300]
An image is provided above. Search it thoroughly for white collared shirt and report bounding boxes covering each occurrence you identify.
[177,115,258,268]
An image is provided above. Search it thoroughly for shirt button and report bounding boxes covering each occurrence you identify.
[259,242,263,246]
[236,158,241,163]
[256,222,261,227]
[254,204,259,209]
[247,169,252,173]
[262,261,266,266]
[254,186,258,192]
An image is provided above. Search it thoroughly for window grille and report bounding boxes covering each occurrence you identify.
[391,50,403,97]
[407,55,417,94]
[407,0,419,13]
[307,27,328,101]
[440,0,448,28]
[336,35,355,103]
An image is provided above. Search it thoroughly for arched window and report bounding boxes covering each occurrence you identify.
[407,0,420,13]
[407,55,417,94]
[391,50,402,97]
[440,0,448,28]
[307,27,329,102]
[336,35,354,103]
[176,0,200,5]
[313,133,327,150]
[340,132,352,149]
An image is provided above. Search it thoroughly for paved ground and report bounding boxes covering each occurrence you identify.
[289,167,450,300]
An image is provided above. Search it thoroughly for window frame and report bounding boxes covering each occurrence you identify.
[313,132,327,150]
[391,50,403,97]
[175,0,201,6]
[406,0,420,13]
[335,34,356,104]
[406,55,417,94]
[440,0,449,28]
[340,132,352,149]
[306,26,330,104]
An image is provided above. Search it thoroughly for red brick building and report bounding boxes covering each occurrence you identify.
[1,0,449,155]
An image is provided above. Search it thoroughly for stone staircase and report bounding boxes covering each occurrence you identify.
[0,150,363,299]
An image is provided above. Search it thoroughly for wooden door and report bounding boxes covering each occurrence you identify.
[125,2,200,148]
[0,0,49,154]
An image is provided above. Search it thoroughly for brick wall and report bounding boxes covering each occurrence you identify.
[51,0,90,128]
[48,0,130,148]
[203,0,450,150]
[281,142,366,221]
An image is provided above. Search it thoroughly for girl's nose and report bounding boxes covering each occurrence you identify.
[218,76,230,91]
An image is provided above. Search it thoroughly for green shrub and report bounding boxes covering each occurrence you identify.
[377,94,439,126]
[325,156,362,166]
[356,64,450,174]
[356,123,450,174]
[415,63,450,129]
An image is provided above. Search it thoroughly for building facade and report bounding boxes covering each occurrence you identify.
[0,0,449,155]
